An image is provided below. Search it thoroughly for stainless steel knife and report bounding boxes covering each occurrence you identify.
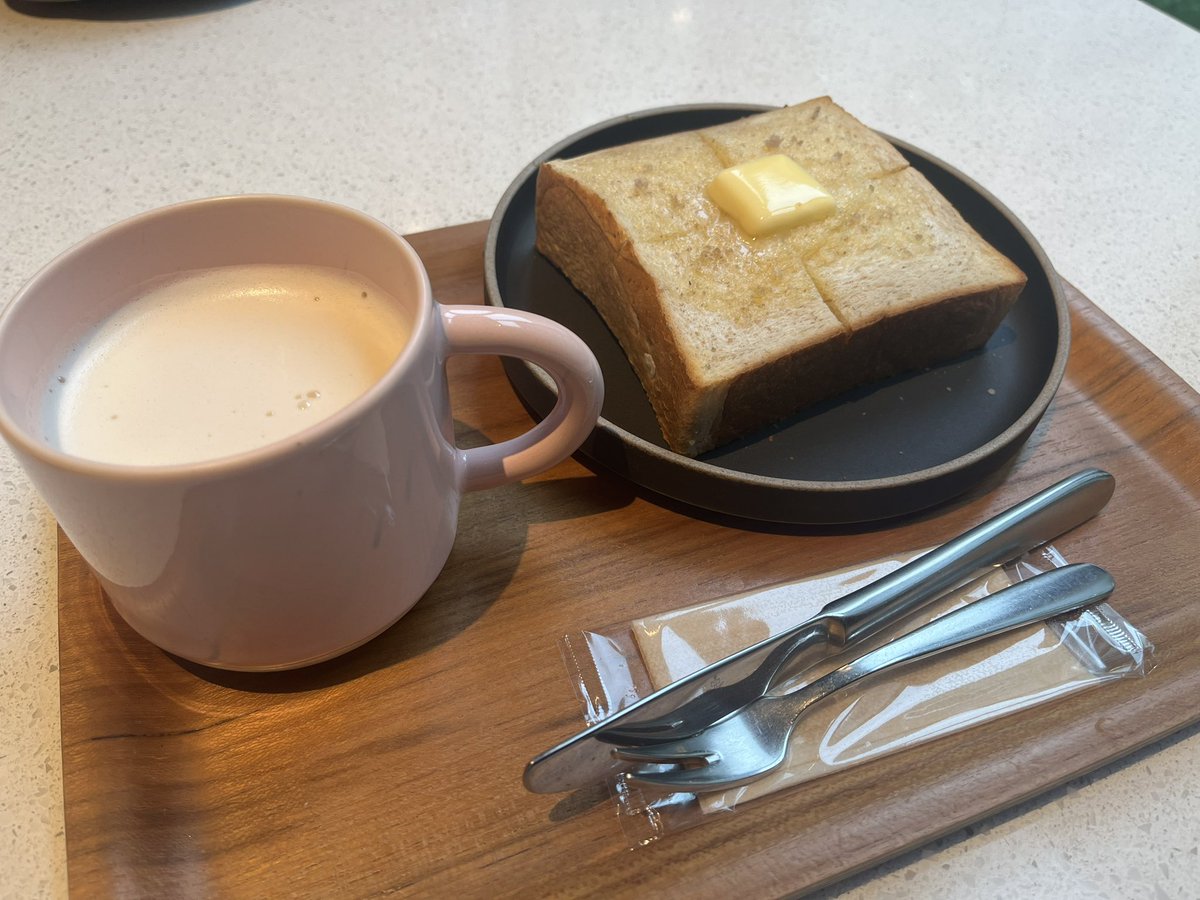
[524,467,1115,793]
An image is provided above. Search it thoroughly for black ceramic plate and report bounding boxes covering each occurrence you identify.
[484,105,1068,525]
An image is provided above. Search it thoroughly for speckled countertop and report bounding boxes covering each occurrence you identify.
[1,1,1197,896]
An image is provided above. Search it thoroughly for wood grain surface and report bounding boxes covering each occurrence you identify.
[58,221,1200,898]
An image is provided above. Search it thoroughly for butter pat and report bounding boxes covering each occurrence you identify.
[706,154,836,237]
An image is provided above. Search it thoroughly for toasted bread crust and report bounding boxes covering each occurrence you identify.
[535,170,705,449]
[535,100,1026,456]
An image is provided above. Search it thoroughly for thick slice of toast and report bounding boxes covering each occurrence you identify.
[535,97,1027,456]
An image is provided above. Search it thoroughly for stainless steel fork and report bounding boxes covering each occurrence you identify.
[615,563,1115,792]
[597,468,1115,748]
[524,468,1114,795]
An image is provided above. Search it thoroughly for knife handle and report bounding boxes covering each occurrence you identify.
[823,467,1114,644]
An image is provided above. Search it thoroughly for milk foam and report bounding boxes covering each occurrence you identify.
[51,264,412,466]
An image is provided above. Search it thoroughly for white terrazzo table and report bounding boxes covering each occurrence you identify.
[1,1,1197,896]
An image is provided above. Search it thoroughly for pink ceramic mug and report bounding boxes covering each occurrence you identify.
[0,195,603,670]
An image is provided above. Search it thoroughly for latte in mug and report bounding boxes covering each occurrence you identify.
[0,194,603,669]
[47,264,411,466]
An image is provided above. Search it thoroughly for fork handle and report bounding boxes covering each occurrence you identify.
[821,468,1115,645]
[796,563,1115,715]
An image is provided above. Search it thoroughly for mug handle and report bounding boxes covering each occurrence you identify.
[440,306,604,491]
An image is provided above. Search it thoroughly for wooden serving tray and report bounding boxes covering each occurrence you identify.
[58,221,1200,897]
